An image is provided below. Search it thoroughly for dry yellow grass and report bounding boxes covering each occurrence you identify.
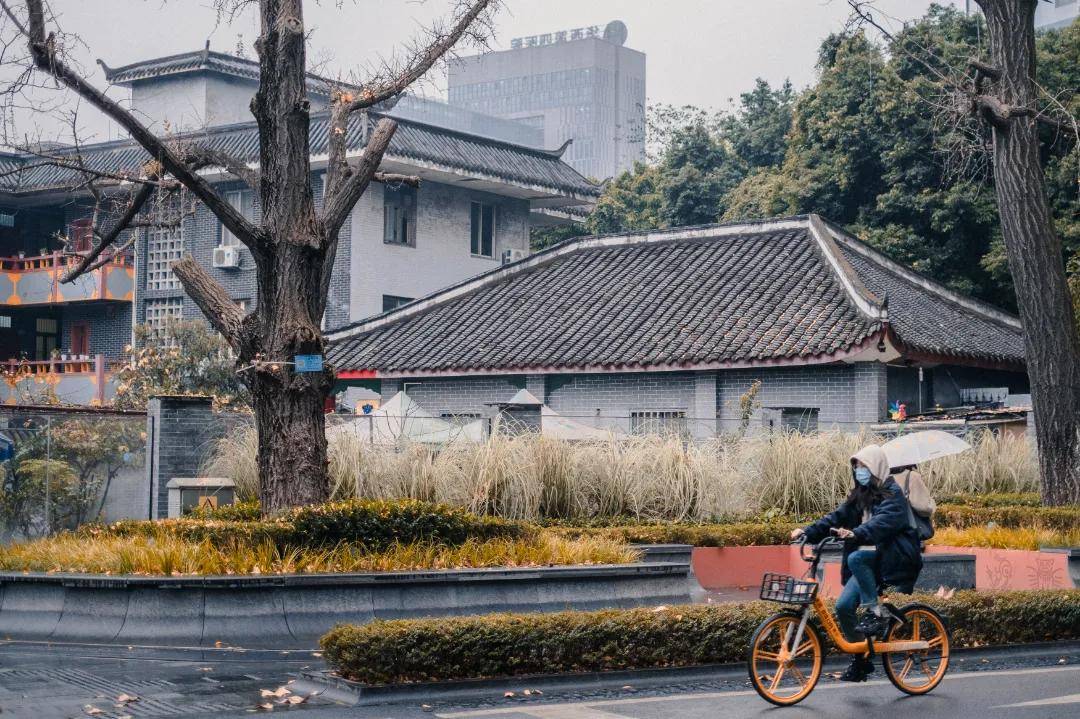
[203,428,1039,521]
[930,525,1080,551]
[0,531,637,576]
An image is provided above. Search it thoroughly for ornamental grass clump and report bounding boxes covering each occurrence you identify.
[205,426,1041,523]
[0,528,635,576]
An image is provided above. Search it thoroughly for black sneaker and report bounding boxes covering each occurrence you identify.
[856,611,890,638]
[838,656,875,682]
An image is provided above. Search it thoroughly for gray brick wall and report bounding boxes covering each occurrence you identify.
[380,376,524,417]
[60,303,132,358]
[545,372,698,434]
[717,363,887,434]
[146,395,225,518]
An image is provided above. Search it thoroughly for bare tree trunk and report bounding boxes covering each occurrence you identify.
[976,0,1080,505]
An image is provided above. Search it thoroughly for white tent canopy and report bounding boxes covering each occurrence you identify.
[329,390,624,443]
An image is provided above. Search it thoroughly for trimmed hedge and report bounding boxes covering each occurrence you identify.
[939,493,1042,508]
[935,504,1080,532]
[547,522,799,548]
[92,499,530,550]
[321,589,1080,684]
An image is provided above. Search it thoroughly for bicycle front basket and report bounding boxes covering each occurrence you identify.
[759,572,818,604]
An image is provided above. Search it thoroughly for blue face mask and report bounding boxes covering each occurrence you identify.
[854,467,873,486]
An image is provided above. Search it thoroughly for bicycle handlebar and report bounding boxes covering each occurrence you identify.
[796,534,841,562]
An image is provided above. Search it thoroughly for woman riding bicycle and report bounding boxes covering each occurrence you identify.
[790,444,922,683]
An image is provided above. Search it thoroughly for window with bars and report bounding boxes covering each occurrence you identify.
[146,226,184,290]
[470,201,496,257]
[144,298,183,337]
[220,190,255,247]
[630,410,687,437]
[780,407,819,434]
[383,185,417,246]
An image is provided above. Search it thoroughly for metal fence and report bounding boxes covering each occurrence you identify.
[0,407,146,540]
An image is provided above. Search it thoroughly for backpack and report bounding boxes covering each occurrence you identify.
[899,470,935,542]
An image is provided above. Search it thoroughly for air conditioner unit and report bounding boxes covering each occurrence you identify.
[501,248,528,265]
[212,245,241,269]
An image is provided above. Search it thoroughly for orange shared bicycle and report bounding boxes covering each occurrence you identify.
[747,536,951,706]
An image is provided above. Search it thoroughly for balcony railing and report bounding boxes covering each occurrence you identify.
[1,355,120,406]
[1,252,134,306]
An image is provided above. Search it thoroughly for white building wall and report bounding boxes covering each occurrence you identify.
[1035,0,1078,30]
[348,181,530,322]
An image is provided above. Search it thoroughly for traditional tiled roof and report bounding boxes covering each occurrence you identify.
[0,112,597,199]
[101,48,335,96]
[327,216,1025,376]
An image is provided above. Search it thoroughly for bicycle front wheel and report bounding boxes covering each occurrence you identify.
[747,611,823,706]
[882,603,950,695]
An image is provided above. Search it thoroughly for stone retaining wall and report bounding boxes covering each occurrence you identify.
[0,562,691,649]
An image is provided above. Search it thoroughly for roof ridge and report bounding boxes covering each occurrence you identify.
[326,217,812,342]
[806,214,884,322]
[821,219,1022,330]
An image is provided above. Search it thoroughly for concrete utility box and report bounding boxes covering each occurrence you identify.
[166,477,236,518]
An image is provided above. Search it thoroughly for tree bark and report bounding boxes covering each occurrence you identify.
[975,0,1080,505]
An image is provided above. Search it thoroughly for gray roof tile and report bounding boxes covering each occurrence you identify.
[327,218,1025,375]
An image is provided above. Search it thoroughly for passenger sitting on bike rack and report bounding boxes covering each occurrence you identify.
[790,444,923,682]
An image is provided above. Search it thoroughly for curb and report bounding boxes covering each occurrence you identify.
[295,639,1080,706]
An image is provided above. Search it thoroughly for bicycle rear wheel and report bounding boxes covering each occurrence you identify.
[747,611,823,706]
[882,603,950,695]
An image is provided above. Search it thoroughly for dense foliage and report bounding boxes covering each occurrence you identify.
[114,320,249,411]
[322,589,1080,684]
[98,498,530,550]
[556,6,1079,317]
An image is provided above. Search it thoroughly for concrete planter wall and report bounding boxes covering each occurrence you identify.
[0,562,691,649]
[691,544,1079,596]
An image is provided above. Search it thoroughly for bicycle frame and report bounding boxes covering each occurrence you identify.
[794,537,931,656]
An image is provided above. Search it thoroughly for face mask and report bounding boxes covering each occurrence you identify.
[854,467,873,486]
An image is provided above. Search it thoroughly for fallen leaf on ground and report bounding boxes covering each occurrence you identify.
[257,701,274,711]
[827,672,843,680]
[651,605,669,613]
[84,707,103,716]
[504,691,516,698]
[1059,658,1068,664]
[285,695,305,705]
[116,693,139,703]
[421,704,433,712]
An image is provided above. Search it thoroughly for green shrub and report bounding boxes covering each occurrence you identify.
[548,521,798,547]
[286,499,530,549]
[938,492,1042,508]
[321,589,1080,684]
[93,499,530,551]
[184,500,262,521]
[935,504,1080,532]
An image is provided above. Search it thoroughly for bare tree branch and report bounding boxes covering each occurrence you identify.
[183,145,260,190]
[59,182,154,282]
[343,0,495,114]
[3,0,265,250]
[321,117,398,235]
[171,255,245,347]
[374,171,420,187]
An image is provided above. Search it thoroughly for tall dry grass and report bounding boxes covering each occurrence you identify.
[204,428,1039,522]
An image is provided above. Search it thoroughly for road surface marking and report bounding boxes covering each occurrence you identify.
[436,665,1080,719]
[995,692,1080,708]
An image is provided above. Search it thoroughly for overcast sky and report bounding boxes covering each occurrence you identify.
[11,0,967,143]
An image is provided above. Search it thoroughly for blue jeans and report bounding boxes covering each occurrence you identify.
[835,549,879,642]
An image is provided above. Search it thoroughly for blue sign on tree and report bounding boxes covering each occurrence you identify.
[294,354,324,372]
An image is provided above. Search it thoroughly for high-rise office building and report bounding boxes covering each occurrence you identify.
[447,20,646,181]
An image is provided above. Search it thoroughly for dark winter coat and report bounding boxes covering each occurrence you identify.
[802,476,923,591]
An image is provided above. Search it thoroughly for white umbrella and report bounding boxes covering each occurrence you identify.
[882,430,971,469]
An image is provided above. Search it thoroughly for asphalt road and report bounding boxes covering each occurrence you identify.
[0,643,1077,718]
